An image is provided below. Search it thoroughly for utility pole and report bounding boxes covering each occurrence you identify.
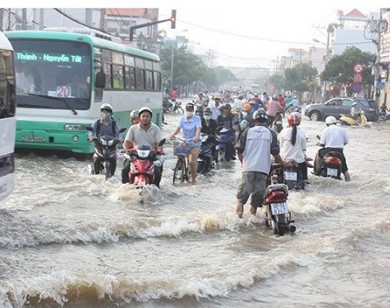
[0,9,4,31]
[371,12,388,105]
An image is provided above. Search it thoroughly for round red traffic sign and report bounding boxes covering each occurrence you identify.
[353,63,363,73]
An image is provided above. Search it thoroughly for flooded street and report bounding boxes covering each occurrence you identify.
[1,111,390,307]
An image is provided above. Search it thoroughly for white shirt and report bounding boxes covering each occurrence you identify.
[320,125,348,148]
[232,98,243,110]
[278,126,306,163]
[242,126,273,173]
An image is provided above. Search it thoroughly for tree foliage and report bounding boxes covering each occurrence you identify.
[284,62,318,92]
[320,47,375,89]
[159,45,237,89]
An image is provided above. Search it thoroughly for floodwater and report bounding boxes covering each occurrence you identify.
[1,109,390,307]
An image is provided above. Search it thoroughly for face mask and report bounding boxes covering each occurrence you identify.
[186,112,194,117]
[204,115,211,121]
[132,119,140,125]
[101,111,110,119]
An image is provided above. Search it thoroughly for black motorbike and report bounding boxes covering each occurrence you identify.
[282,161,305,190]
[197,133,216,174]
[86,127,126,180]
[273,110,284,133]
[313,135,342,180]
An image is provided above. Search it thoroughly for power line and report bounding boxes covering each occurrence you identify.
[53,8,111,35]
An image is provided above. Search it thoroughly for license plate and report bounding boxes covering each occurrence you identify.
[22,136,45,142]
[276,121,282,124]
[284,171,297,181]
[327,167,338,177]
[271,202,288,215]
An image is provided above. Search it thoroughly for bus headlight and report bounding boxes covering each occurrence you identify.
[65,124,84,131]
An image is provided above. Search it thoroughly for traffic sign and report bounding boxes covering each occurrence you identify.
[376,81,385,89]
[353,63,363,73]
[352,82,363,93]
[353,73,362,83]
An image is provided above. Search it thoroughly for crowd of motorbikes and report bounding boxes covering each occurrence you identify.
[85,92,362,236]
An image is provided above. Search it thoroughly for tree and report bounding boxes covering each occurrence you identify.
[268,74,285,93]
[284,63,318,93]
[159,44,237,91]
[320,46,375,96]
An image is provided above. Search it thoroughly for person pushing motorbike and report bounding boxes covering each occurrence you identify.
[235,110,286,218]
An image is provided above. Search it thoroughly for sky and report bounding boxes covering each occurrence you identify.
[8,0,390,68]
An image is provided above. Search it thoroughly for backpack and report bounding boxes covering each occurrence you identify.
[96,119,116,136]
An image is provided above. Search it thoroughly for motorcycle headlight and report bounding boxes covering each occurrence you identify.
[108,140,114,146]
[100,139,108,146]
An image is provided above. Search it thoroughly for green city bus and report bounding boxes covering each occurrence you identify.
[5,29,163,157]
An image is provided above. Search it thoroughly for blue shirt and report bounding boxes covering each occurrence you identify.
[178,115,202,147]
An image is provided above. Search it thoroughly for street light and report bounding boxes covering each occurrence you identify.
[170,29,187,89]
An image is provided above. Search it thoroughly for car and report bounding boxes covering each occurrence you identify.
[304,97,379,122]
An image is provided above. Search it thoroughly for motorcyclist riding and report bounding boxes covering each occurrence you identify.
[89,103,120,175]
[278,112,309,183]
[122,107,165,187]
[314,116,351,181]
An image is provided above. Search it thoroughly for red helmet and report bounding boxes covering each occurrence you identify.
[287,112,301,126]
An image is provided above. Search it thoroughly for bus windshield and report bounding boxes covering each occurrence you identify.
[11,39,92,110]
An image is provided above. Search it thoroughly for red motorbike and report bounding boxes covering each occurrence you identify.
[124,139,166,189]
[263,163,296,236]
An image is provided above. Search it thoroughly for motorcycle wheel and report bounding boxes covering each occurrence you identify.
[173,157,187,184]
[177,107,184,114]
[104,161,112,180]
[275,216,286,236]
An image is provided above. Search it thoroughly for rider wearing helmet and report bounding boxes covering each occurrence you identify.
[350,101,359,120]
[278,112,309,183]
[235,109,286,218]
[89,103,120,175]
[130,109,140,125]
[315,116,351,181]
[201,107,218,135]
[122,106,165,187]
[169,102,202,184]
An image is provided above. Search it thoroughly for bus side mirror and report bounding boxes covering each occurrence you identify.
[95,71,106,88]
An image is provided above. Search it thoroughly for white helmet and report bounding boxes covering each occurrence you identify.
[139,106,153,117]
[100,103,113,113]
[130,109,139,119]
[325,116,337,125]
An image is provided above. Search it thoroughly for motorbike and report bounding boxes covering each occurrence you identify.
[263,163,296,236]
[313,135,342,180]
[282,160,305,190]
[124,139,166,190]
[197,133,216,175]
[339,111,368,126]
[162,97,173,114]
[215,127,234,163]
[86,127,126,180]
[379,110,390,121]
[273,110,284,133]
[164,98,184,114]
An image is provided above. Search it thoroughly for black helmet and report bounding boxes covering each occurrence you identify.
[203,107,212,115]
[252,110,268,122]
[186,102,195,110]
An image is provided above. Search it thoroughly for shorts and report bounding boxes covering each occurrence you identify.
[236,171,268,207]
